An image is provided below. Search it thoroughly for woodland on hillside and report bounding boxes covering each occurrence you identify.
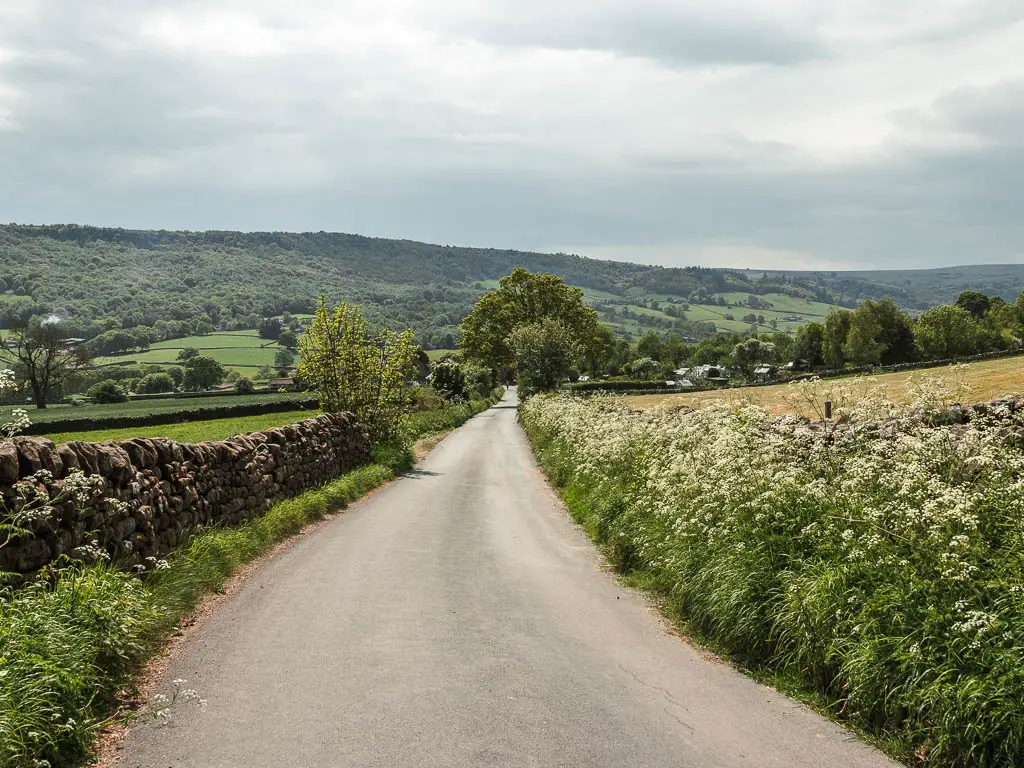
[4,224,1013,351]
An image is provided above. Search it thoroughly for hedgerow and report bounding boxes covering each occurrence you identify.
[520,390,1024,766]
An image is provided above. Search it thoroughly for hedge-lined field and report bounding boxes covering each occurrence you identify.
[521,393,1024,767]
[43,409,319,444]
[95,331,280,374]
[0,393,501,768]
[1,392,314,427]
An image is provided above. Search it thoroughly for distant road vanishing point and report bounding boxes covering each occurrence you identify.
[115,390,897,768]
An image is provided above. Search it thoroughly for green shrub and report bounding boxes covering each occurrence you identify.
[86,379,128,404]
[234,376,255,394]
[430,361,466,400]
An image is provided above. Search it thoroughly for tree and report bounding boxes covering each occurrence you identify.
[298,298,417,441]
[87,379,128,403]
[182,355,226,391]
[177,347,200,362]
[731,338,776,376]
[628,357,659,380]
[507,319,581,395]
[461,363,494,398]
[431,361,466,400]
[460,268,598,374]
[259,317,282,340]
[864,299,917,365]
[956,291,991,321]
[235,377,255,394]
[193,315,215,336]
[136,372,175,394]
[662,333,687,367]
[582,323,617,376]
[637,331,664,361]
[0,320,90,408]
[823,310,852,369]
[793,323,825,366]
[278,330,298,350]
[914,305,981,360]
[274,347,296,372]
[843,309,884,366]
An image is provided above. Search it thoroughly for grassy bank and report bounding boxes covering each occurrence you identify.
[521,394,1024,767]
[0,395,499,768]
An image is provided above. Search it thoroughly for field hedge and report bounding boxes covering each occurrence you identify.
[21,397,319,436]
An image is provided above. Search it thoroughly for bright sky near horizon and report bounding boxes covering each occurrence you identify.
[0,0,1022,270]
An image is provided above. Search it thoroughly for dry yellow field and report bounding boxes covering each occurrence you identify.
[624,355,1024,414]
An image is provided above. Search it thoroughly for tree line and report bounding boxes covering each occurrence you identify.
[454,271,1024,395]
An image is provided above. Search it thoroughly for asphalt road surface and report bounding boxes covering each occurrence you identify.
[115,390,897,768]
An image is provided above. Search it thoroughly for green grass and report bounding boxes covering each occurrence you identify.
[44,409,320,444]
[426,348,458,361]
[0,392,311,425]
[0,394,500,768]
[96,331,282,375]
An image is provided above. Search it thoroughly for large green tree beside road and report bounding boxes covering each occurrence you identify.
[460,269,598,381]
[508,320,582,395]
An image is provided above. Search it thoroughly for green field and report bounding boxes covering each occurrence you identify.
[96,331,282,375]
[43,409,319,444]
[0,392,313,425]
[426,349,458,361]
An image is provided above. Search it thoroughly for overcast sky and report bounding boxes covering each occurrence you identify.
[1,0,1022,270]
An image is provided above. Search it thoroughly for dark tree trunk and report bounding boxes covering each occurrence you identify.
[31,381,46,409]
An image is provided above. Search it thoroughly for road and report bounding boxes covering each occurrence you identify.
[115,390,896,768]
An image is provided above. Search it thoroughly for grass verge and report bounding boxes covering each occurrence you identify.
[0,395,499,768]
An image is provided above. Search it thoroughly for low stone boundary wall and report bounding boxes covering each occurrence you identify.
[0,412,370,575]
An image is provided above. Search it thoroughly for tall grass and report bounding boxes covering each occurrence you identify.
[521,394,1024,767]
[0,395,498,767]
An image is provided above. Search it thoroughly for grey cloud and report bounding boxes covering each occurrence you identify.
[455,4,829,66]
[0,2,1022,272]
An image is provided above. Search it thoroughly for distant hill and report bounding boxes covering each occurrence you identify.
[1,224,1021,347]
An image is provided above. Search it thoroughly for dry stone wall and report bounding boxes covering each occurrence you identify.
[0,412,370,575]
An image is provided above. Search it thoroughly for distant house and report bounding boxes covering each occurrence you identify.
[666,379,695,389]
[689,364,731,384]
[783,316,803,322]
[784,359,812,372]
[752,365,777,383]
